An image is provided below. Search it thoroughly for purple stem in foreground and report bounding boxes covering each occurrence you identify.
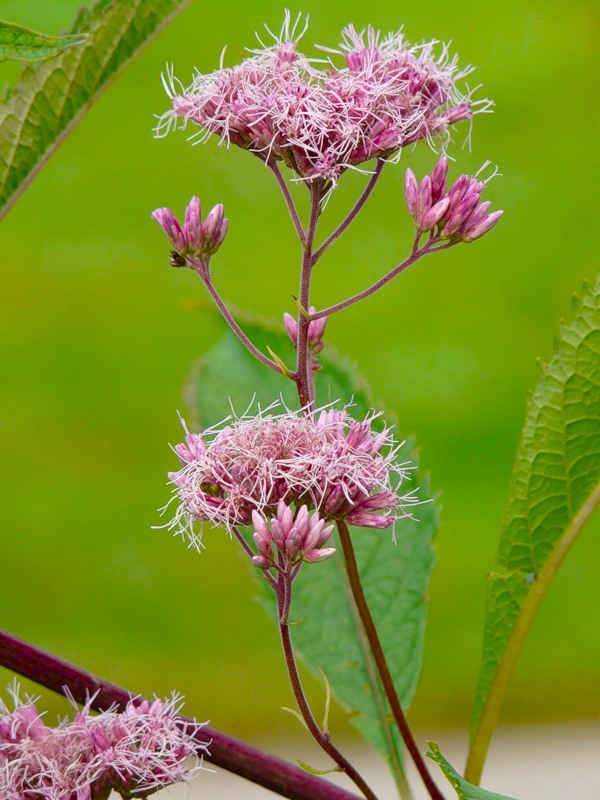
[0,629,361,800]
[313,160,385,264]
[311,238,454,321]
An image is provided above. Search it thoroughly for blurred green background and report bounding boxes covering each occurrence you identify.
[0,0,598,744]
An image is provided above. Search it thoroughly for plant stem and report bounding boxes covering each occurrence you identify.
[295,182,321,408]
[313,160,385,264]
[336,521,446,800]
[464,481,600,784]
[311,240,453,321]
[277,584,379,800]
[268,159,306,244]
[201,274,289,376]
[0,629,361,800]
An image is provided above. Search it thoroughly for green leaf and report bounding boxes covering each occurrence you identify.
[0,0,189,222]
[0,19,88,62]
[297,759,342,776]
[186,315,439,794]
[466,277,600,782]
[427,742,519,800]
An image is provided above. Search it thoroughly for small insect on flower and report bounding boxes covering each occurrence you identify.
[170,250,187,267]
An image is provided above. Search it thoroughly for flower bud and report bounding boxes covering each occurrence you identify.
[184,196,202,248]
[152,198,228,265]
[152,208,186,251]
[284,312,298,345]
[202,203,228,254]
[404,168,419,216]
[431,157,448,203]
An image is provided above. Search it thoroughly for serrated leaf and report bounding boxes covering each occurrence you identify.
[186,316,439,794]
[0,0,189,221]
[0,20,88,62]
[427,742,519,800]
[467,277,600,782]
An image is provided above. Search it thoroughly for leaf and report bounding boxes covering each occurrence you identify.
[427,742,519,800]
[0,0,189,221]
[466,277,600,782]
[297,759,341,776]
[0,19,88,62]
[186,315,439,793]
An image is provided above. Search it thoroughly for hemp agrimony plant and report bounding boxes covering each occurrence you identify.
[1,5,598,800]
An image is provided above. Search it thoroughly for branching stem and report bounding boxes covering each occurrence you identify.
[201,272,290,376]
[268,159,306,244]
[311,239,453,321]
[295,182,322,408]
[313,160,385,264]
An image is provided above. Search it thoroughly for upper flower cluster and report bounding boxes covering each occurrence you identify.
[167,404,418,545]
[156,14,488,185]
[0,685,205,799]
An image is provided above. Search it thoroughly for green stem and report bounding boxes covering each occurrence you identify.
[465,481,600,784]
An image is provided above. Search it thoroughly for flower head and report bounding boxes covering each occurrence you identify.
[152,196,228,269]
[0,684,206,800]
[405,158,503,242]
[156,14,489,187]
[166,403,418,547]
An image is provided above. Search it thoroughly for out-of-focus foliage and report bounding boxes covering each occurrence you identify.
[0,0,597,742]
[0,0,188,220]
[0,19,86,62]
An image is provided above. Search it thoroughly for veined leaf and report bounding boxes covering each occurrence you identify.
[0,0,189,221]
[186,316,439,794]
[466,277,600,782]
[427,743,519,800]
[0,19,88,62]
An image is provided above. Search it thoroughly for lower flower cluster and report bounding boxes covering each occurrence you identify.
[0,685,206,799]
[166,404,419,551]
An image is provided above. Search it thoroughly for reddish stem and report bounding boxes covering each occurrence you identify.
[276,578,379,800]
[311,239,450,321]
[336,522,445,800]
[268,159,306,244]
[295,182,322,408]
[313,160,385,264]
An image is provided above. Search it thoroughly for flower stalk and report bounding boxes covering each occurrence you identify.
[278,598,379,800]
[336,521,445,800]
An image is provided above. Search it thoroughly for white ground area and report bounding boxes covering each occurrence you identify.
[154,721,600,799]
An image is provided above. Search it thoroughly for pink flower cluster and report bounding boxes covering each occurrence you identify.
[167,404,418,547]
[156,14,488,185]
[152,196,228,267]
[404,157,503,242]
[252,501,336,569]
[0,685,205,799]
